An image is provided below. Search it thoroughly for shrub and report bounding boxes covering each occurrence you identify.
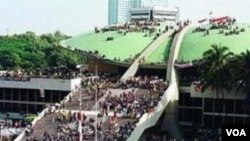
[94,50,99,54]
[219,30,224,34]
[106,37,114,41]
[165,26,169,31]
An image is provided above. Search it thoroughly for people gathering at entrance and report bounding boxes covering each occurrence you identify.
[18,73,169,141]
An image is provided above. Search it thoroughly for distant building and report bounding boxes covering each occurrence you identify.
[108,0,170,25]
[108,0,132,25]
[129,6,179,23]
[138,0,168,8]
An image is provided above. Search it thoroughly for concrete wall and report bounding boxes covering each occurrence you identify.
[188,84,246,100]
[87,58,119,73]
[127,84,178,141]
[0,78,81,91]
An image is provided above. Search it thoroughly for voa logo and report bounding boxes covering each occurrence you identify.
[226,129,246,136]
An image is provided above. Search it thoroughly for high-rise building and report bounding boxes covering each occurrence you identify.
[108,0,132,25]
[133,0,168,8]
[108,0,169,25]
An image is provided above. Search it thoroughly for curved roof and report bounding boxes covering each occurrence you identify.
[178,23,250,62]
[62,22,171,63]
[63,31,154,61]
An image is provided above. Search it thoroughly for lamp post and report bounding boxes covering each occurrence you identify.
[79,84,83,141]
[95,65,98,141]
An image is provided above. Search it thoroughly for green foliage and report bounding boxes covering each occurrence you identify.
[199,44,234,93]
[0,31,84,71]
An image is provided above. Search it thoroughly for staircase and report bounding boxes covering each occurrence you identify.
[121,30,174,80]
[127,25,193,141]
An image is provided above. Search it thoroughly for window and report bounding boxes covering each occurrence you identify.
[0,103,4,112]
[4,89,11,100]
[214,116,223,127]
[204,99,214,112]
[179,108,184,121]
[51,91,60,103]
[183,109,192,122]
[225,100,234,113]
[36,105,44,112]
[245,117,250,124]
[214,99,223,113]
[20,104,27,113]
[28,104,36,113]
[179,92,184,106]
[28,90,36,101]
[20,89,27,101]
[193,109,202,125]
[235,100,244,114]
[131,13,149,16]
[204,115,213,127]
[44,90,51,103]
[193,98,202,107]
[0,88,3,100]
[235,117,244,124]
[5,103,11,112]
[183,93,192,106]
[12,103,20,113]
[35,89,43,102]
[12,89,19,100]
[225,116,233,124]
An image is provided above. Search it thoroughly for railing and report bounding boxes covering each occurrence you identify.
[14,87,80,141]
[127,25,193,141]
[127,84,177,141]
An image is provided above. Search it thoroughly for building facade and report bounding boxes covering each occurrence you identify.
[109,0,169,25]
[109,0,132,25]
[139,0,168,8]
[0,77,81,113]
[177,66,250,138]
[129,6,179,23]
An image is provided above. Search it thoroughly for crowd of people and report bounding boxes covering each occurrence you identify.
[25,110,80,141]
[19,73,169,141]
[0,118,31,141]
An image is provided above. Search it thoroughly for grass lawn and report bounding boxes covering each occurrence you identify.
[178,23,250,61]
[63,31,154,60]
[24,114,37,122]
[146,37,173,64]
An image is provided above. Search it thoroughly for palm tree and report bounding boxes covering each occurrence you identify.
[199,44,234,125]
[235,50,250,120]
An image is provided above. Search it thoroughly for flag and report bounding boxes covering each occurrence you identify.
[191,82,202,95]
[39,80,45,98]
[40,89,45,98]
[198,18,207,23]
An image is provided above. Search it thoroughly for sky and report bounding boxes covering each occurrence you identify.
[0,0,250,36]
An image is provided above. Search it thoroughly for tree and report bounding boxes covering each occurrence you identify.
[199,44,234,124]
[0,49,21,70]
[235,50,250,119]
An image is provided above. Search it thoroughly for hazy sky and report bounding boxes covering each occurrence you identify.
[1,0,250,36]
